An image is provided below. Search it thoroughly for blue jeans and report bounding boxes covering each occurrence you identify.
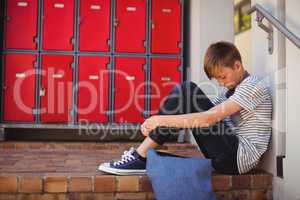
[149,81,239,175]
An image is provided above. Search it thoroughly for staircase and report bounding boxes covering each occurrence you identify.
[0,142,272,200]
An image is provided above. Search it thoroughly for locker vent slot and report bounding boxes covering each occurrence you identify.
[126,7,136,12]
[54,3,65,9]
[91,5,101,10]
[15,73,26,78]
[161,77,171,82]
[162,8,172,13]
[52,74,64,79]
[126,76,135,81]
[17,2,29,7]
[89,75,99,80]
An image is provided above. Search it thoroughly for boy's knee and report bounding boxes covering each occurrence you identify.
[178,81,198,92]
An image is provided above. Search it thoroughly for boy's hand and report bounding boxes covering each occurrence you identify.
[141,116,160,137]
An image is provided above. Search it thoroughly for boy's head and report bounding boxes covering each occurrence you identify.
[204,41,245,90]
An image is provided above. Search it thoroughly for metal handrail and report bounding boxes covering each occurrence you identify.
[248,4,300,53]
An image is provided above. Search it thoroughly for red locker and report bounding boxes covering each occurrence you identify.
[79,0,111,52]
[3,54,36,122]
[42,0,74,50]
[115,0,146,53]
[40,55,73,123]
[114,57,146,123]
[151,0,181,54]
[4,0,38,49]
[150,58,181,115]
[77,56,109,122]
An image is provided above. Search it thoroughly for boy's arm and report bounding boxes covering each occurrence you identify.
[142,99,242,134]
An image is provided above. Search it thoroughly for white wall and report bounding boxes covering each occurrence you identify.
[235,30,253,73]
[251,0,300,199]
[284,0,300,199]
[187,0,234,95]
[251,1,287,199]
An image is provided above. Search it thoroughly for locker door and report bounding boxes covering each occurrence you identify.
[40,55,73,123]
[42,0,74,50]
[151,0,181,54]
[114,57,146,123]
[79,0,111,52]
[150,58,181,115]
[3,54,36,122]
[4,0,38,49]
[77,56,109,122]
[115,0,146,53]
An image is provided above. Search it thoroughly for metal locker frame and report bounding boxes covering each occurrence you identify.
[0,52,39,124]
[2,0,39,51]
[0,0,186,131]
[2,53,38,122]
[77,0,112,53]
[41,0,76,52]
[111,55,148,124]
[76,54,111,124]
[39,53,75,123]
[148,0,185,56]
[148,55,184,116]
[112,0,149,55]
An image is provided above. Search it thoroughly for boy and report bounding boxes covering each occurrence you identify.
[98,41,272,175]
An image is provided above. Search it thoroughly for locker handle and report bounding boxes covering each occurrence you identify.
[33,36,38,44]
[40,88,46,97]
[78,16,82,25]
[70,37,75,45]
[3,86,7,90]
[177,41,182,48]
[151,22,155,29]
[114,19,119,27]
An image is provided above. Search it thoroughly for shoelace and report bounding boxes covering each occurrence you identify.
[114,147,136,166]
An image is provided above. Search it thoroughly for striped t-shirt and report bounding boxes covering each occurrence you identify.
[211,75,272,174]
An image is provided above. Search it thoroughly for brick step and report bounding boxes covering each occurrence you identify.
[0,142,197,151]
[0,172,273,200]
[0,143,272,200]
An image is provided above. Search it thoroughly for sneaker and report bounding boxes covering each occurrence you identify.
[98,147,146,175]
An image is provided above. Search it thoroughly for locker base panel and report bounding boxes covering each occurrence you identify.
[0,123,181,142]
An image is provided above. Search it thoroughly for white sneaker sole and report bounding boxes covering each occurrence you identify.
[98,163,146,175]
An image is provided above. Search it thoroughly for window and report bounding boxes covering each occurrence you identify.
[234,0,251,35]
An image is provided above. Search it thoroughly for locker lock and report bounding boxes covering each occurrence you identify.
[40,88,46,97]
[5,16,11,21]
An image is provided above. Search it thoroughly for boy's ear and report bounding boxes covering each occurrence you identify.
[234,60,242,71]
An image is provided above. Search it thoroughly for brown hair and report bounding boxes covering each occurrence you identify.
[204,41,242,79]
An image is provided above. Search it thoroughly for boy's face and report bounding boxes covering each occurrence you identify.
[212,61,243,90]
